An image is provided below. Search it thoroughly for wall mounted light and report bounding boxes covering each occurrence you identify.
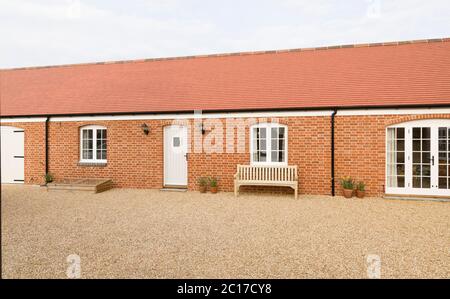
[141,123,150,135]
[197,123,206,135]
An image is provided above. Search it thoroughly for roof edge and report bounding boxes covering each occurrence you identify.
[1,103,450,118]
[2,37,450,71]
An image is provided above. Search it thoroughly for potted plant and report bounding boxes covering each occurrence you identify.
[209,177,218,194]
[340,176,354,198]
[356,181,366,198]
[44,173,53,184]
[198,177,208,193]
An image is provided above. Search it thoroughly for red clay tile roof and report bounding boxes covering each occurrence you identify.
[1,38,450,117]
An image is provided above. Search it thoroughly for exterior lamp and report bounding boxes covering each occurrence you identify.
[141,123,150,135]
[197,123,206,135]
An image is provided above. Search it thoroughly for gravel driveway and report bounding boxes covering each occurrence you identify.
[2,185,449,279]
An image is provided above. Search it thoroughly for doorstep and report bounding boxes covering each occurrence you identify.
[160,187,188,192]
[384,194,450,202]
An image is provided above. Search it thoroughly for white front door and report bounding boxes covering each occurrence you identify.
[386,119,450,197]
[164,125,188,187]
[1,126,25,184]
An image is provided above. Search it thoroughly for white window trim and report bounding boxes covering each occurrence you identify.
[250,123,288,166]
[79,125,107,164]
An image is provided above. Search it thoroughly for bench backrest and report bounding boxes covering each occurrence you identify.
[236,165,298,182]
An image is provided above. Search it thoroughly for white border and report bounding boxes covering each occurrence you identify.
[250,122,288,166]
[1,107,449,123]
[79,125,107,164]
[0,117,48,123]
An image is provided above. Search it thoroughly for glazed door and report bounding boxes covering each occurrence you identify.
[386,120,450,197]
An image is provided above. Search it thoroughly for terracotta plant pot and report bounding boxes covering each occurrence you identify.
[343,188,353,198]
[210,186,218,194]
[356,190,365,198]
[199,185,207,193]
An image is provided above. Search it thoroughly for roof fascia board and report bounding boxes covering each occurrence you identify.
[2,107,450,123]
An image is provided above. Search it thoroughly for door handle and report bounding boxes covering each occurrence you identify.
[184,153,189,160]
[431,155,435,166]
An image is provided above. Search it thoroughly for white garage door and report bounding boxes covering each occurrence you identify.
[1,126,25,184]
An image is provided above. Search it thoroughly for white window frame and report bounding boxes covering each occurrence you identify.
[79,125,107,164]
[250,123,288,166]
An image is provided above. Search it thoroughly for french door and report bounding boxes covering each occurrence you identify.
[386,119,450,197]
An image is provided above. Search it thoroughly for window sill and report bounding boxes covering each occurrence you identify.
[78,161,107,167]
[250,162,288,167]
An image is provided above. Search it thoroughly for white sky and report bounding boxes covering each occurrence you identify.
[1,0,449,68]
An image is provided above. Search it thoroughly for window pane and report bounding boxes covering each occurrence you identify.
[422,140,430,151]
[279,128,285,138]
[396,152,404,164]
[422,165,431,176]
[271,139,278,151]
[396,164,405,176]
[83,130,88,139]
[422,177,430,188]
[97,130,102,139]
[396,128,404,139]
[271,128,277,138]
[422,128,430,139]
[439,128,447,139]
[271,151,277,162]
[259,128,266,139]
[439,178,447,189]
[397,140,404,151]
[397,176,405,188]
[439,165,447,176]
[260,139,266,150]
[422,152,430,164]
[413,128,421,139]
[102,150,107,160]
[260,151,267,162]
[413,164,421,176]
[96,150,102,160]
[413,140,421,151]
[279,139,285,151]
[413,152,421,164]
[88,130,93,139]
[102,130,107,139]
[173,137,180,147]
[413,176,421,188]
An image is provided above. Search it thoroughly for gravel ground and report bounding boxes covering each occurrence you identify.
[1,185,449,279]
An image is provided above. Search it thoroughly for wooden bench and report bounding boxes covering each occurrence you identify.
[234,165,299,199]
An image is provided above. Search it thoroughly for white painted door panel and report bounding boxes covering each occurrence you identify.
[1,126,25,184]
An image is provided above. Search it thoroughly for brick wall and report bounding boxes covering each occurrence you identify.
[45,116,331,195]
[334,113,450,197]
[188,117,331,195]
[4,113,449,196]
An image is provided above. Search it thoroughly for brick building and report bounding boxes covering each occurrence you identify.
[1,38,450,198]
